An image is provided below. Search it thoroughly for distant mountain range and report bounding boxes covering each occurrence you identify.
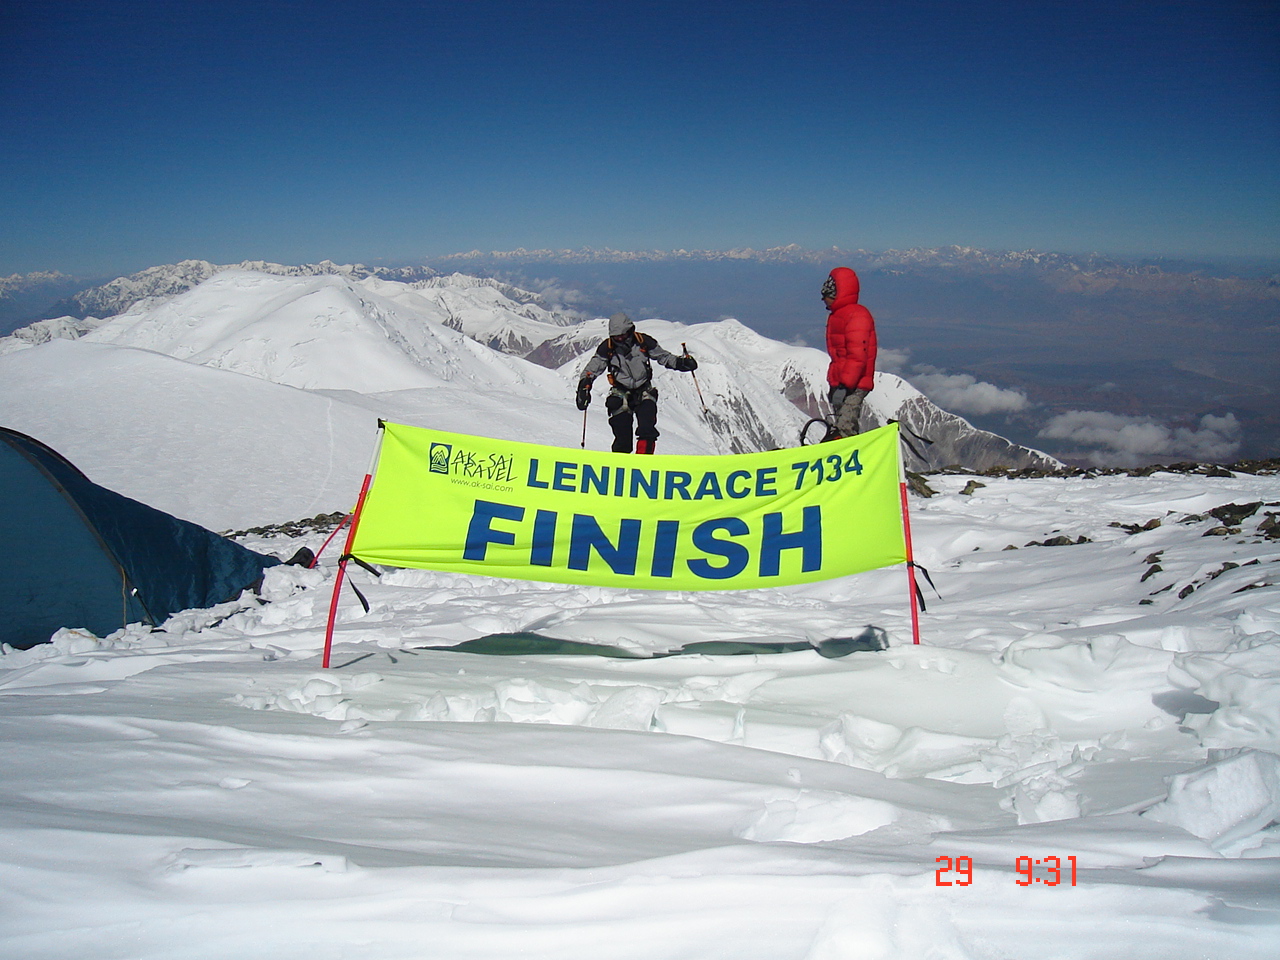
[0,263,1059,513]
[4,245,1274,460]
[435,242,1278,275]
[432,243,1280,299]
[6,245,1275,333]
[421,246,1278,462]
[0,270,90,328]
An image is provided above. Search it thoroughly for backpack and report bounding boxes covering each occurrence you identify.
[600,331,651,386]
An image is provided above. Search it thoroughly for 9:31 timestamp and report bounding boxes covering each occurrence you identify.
[935,855,1079,886]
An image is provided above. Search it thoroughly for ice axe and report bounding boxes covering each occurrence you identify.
[681,342,708,415]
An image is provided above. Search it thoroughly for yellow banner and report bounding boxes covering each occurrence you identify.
[349,422,906,591]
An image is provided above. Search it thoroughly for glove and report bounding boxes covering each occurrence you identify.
[575,377,593,411]
[828,386,848,408]
[676,355,698,372]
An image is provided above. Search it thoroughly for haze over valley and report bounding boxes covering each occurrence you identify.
[5,244,1275,466]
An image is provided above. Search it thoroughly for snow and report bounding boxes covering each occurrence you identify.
[2,268,1279,957]
[78,270,565,395]
[1144,750,1280,854]
[0,339,375,529]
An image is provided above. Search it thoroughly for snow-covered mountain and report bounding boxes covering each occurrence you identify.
[48,259,341,319]
[425,246,1278,463]
[0,269,76,297]
[74,270,568,396]
[0,269,593,528]
[12,250,1275,462]
[48,248,1275,331]
[862,379,1061,473]
[1,313,105,345]
[2,262,1279,956]
[0,265,1057,529]
[46,258,590,329]
[526,316,1060,470]
[0,269,91,333]
[358,272,580,356]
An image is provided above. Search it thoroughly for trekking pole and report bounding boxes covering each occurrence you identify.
[681,342,708,414]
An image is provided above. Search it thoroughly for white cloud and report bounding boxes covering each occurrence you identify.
[907,365,1029,416]
[1038,411,1242,466]
[501,276,595,319]
[876,347,910,374]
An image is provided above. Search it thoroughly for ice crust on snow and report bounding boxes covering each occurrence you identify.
[1,266,1279,956]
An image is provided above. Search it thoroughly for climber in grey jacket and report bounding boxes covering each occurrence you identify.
[575,312,698,454]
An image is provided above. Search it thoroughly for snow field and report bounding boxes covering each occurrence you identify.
[1,267,1278,956]
[3,467,1278,957]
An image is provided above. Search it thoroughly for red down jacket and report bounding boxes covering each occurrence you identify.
[824,266,877,392]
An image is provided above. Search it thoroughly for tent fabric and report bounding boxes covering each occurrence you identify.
[1,427,280,650]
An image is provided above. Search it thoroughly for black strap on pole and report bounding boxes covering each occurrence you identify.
[347,580,370,614]
[340,554,383,579]
[896,417,936,450]
[898,420,935,447]
[902,435,928,465]
[337,554,382,613]
[889,419,935,464]
[913,581,927,613]
[907,561,941,612]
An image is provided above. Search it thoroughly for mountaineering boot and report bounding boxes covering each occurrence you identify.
[636,438,655,454]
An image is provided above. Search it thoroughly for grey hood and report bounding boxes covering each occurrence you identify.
[608,312,635,337]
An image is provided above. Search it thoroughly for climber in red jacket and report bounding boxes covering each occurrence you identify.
[822,266,877,439]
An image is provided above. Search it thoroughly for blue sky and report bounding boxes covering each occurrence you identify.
[2,0,1277,275]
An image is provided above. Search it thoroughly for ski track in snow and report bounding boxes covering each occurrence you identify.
[312,394,342,521]
[1,268,1279,957]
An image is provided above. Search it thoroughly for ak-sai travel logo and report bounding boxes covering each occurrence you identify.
[427,441,517,491]
[429,443,452,474]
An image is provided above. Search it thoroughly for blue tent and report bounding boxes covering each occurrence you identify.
[1,427,281,650]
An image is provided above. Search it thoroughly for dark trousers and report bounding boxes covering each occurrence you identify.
[606,385,659,453]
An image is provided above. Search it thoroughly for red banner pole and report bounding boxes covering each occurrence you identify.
[322,423,385,668]
[899,479,921,645]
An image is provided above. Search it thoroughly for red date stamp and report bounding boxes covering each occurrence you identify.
[935,855,1078,886]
